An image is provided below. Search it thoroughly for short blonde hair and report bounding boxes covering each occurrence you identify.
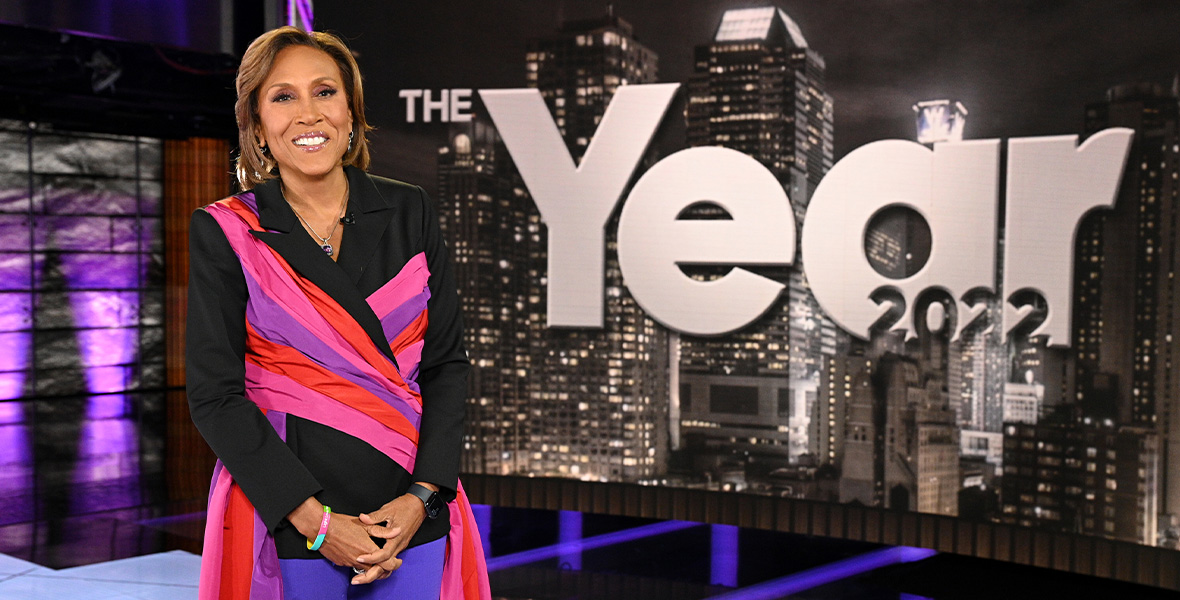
[234,26,372,190]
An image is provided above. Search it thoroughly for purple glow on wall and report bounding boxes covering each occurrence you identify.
[0,254,33,290]
[71,395,140,514]
[0,293,31,400]
[0,401,24,426]
[0,334,30,400]
[57,237,141,401]
[84,387,130,420]
[558,510,583,570]
[0,416,33,524]
[75,325,138,396]
[710,524,739,587]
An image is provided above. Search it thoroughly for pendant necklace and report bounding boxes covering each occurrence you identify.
[286,179,349,256]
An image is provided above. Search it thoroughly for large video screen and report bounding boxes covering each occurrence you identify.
[314,1,1180,550]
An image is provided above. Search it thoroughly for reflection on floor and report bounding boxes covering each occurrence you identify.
[0,550,199,599]
[0,507,933,599]
[6,504,1180,600]
[3,393,1180,599]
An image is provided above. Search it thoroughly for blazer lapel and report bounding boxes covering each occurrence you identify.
[337,166,398,285]
[248,175,398,367]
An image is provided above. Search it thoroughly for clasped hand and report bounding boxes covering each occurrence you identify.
[352,494,428,584]
[289,494,425,586]
[316,511,400,584]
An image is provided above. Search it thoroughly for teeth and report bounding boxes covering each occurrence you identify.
[294,136,327,146]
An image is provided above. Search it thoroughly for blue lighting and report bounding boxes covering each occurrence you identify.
[486,519,699,572]
[559,510,583,570]
[711,524,739,587]
[702,546,937,600]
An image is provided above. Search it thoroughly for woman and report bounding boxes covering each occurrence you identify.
[186,27,489,599]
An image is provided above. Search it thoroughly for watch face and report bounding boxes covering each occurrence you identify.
[412,484,443,519]
[425,493,443,519]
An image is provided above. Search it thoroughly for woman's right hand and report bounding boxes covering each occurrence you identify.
[287,497,399,582]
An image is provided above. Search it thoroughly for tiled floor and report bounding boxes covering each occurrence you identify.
[0,550,199,599]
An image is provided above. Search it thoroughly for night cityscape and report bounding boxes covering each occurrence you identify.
[5,2,1180,597]
[411,5,1180,549]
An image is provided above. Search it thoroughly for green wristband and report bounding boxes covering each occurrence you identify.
[306,505,331,551]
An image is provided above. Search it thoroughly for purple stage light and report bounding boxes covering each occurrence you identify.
[486,519,699,571]
[703,545,937,600]
[71,395,140,514]
[0,334,30,400]
[0,415,33,524]
[288,0,314,31]
[57,239,141,401]
[559,510,583,570]
[0,254,33,401]
[0,401,23,425]
[711,524,739,587]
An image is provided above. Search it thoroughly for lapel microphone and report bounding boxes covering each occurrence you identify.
[340,213,356,225]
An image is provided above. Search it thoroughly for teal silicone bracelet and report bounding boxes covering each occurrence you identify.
[306,505,331,551]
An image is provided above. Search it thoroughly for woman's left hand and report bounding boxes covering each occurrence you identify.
[351,493,428,583]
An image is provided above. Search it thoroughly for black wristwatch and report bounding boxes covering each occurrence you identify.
[407,483,444,519]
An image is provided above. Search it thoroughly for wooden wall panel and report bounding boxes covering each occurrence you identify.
[459,473,1180,592]
[163,137,231,503]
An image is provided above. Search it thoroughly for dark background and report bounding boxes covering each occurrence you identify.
[309,1,1180,189]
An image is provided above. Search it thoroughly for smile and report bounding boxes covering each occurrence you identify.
[292,132,330,149]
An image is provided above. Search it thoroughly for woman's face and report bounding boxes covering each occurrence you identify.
[256,45,353,183]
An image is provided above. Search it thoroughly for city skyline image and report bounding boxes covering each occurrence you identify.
[313,1,1180,549]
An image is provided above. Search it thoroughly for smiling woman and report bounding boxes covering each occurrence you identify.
[256,45,355,257]
[185,26,490,600]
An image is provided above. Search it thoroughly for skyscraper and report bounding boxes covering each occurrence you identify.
[679,6,837,476]
[436,117,538,476]
[526,10,657,160]
[1073,81,1180,524]
[1001,420,1158,545]
[838,353,959,516]
[521,11,670,481]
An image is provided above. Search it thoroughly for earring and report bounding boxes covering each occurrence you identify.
[347,131,354,153]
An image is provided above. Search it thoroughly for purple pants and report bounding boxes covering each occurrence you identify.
[278,536,446,599]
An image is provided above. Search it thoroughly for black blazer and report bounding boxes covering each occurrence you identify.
[185,167,469,558]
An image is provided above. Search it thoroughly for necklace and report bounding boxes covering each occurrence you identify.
[285,179,349,256]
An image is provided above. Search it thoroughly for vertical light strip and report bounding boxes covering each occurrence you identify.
[65,130,147,514]
[710,524,739,587]
[558,510,583,570]
[703,546,937,600]
[289,0,314,31]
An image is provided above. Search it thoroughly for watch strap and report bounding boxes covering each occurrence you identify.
[407,483,442,519]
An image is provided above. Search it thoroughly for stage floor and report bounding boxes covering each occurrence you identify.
[2,504,1179,599]
[1,393,1178,598]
